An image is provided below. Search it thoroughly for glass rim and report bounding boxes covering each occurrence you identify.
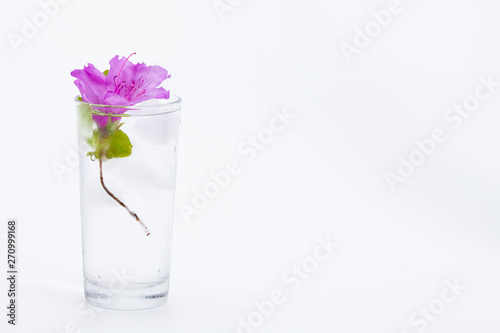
[74,94,182,116]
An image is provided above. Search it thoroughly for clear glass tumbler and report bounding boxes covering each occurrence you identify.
[75,96,181,310]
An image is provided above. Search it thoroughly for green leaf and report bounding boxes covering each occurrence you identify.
[103,69,109,76]
[78,103,92,131]
[105,129,133,159]
[87,130,101,154]
[85,119,133,161]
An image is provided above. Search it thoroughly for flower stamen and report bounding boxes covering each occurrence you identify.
[115,52,137,91]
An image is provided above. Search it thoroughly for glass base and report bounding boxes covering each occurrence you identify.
[84,278,170,310]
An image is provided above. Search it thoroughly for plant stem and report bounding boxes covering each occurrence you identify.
[99,157,150,236]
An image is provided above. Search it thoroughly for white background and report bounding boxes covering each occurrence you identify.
[1,0,500,332]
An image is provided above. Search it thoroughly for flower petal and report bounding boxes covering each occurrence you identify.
[71,64,107,103]
[133,87,170,104]
[102,93,131,110]
[135,65,169,88]
[73,80,100,104]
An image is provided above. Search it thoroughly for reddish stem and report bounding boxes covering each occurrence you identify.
[99,157,150,236]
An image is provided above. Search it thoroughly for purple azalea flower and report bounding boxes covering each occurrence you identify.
[71,54,171,127]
